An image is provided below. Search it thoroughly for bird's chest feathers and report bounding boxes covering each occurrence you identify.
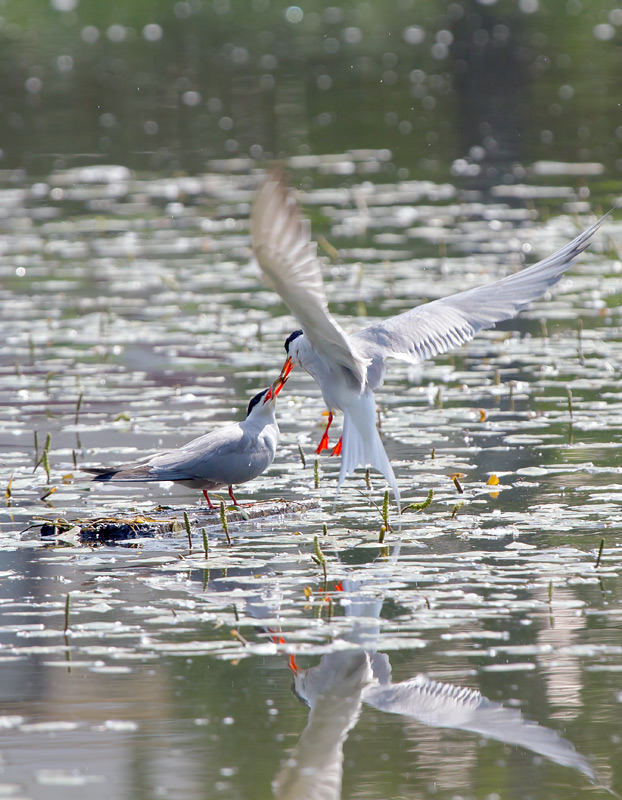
[295,340,360,411]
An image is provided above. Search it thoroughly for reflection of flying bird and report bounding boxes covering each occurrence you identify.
[274,575,597,800]
[277,650,597,800]
[252,171,610,508]
[85,375,287,507]
[363,672,596,781]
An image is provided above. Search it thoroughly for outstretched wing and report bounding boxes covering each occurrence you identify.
[252,170,368,385]
[364,675,596,781]
[354,211,611,384]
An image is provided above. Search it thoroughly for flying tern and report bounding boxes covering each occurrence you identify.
[252,170,610,510]
[85,374,287,507]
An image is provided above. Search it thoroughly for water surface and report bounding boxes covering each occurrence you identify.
[2,2,622,799]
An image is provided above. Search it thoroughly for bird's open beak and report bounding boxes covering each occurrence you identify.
[280,355,294,381]
[272,373,288,397]
[263,369,289,403]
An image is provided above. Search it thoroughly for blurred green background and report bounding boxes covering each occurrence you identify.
[1,0,622,179]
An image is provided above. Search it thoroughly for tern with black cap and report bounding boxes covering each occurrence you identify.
[85,373,288,507]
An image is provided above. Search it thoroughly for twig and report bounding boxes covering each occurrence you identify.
[595,539,604,569]
[64,592,70,633]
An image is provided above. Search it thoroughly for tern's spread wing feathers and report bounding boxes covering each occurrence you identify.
[363,675,596,781]
[252,170,368,384]
[354,211,610,382]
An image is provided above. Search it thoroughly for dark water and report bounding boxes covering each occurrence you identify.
[3,0,622,181]
[1,2,622,799]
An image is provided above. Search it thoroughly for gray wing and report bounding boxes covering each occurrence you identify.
[145,425,248,481]
[353,211,611,385]
[364,676,596,781]
[252,170,369,384]
[87,424,249,483]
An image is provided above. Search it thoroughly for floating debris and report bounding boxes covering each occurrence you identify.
[37,499,320,544]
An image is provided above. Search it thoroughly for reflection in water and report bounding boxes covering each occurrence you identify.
[275,649,596,800]
[264,576,597,799]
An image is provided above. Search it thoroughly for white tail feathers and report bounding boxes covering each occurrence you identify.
[336,393,401,513]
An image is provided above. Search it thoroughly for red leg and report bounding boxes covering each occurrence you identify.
[330,436,342,456]
[202,489,215,509]
[315,412,333,454]
[228,485,239,505]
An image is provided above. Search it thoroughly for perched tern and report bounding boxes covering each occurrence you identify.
[85,375,287,507]
[252,170,610,510]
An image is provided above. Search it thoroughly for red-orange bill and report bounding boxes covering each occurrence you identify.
[272,372,289,397]
[280,356,294,381]
[263,367,290,402]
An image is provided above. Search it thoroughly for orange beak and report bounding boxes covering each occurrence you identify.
[273,374,287,398]
[280,355,294,381]
[262,369,290,403]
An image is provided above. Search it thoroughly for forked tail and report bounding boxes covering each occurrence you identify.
[336,393,401,513]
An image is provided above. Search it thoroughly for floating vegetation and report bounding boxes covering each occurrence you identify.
[39,487,57,502]
[75,392,83,426]
[311,535,328,591]
[202,528,209,558]
[508,380,516,411]
[64,592,71,634]
[381,489,391,531]
[2,150,622,800]
[183,511,192,551]
[34,433,51,480]
[451,501,465,519]
[219,500,231,546]
[36,501,319,544]
[402,488,434,514]
[318,234,339,262]
[5,471,13,506]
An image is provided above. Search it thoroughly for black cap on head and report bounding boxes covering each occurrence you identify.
[284,329,303,353]
[246,388,270,417]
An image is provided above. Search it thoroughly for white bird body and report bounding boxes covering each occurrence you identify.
[252,170,611,509]
[85,380,285,506]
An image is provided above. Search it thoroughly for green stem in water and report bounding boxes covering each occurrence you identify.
[219,501,231,546]
[183,511,192,552]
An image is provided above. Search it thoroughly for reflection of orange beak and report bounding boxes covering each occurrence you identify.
[288,653,300,674]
